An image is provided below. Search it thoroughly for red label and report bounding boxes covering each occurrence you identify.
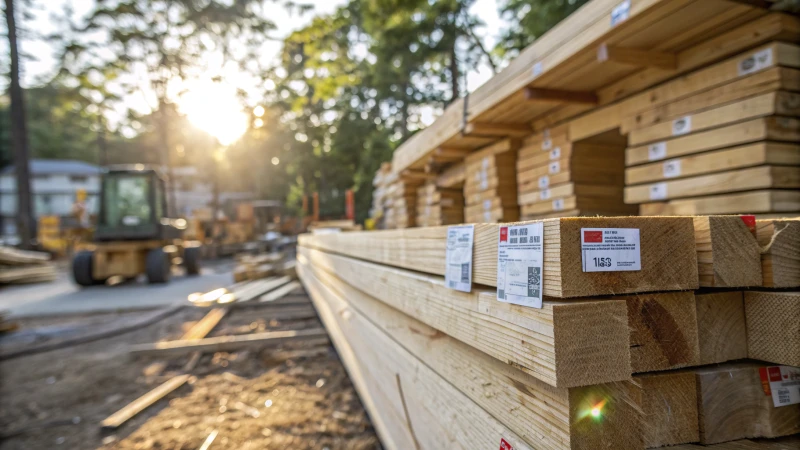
[768,366,783,382]
[583,230,603,243]
[740,215,756,236]
[500,227,508,242]
[500,438,513,450]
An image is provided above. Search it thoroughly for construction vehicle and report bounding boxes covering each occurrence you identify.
[71,166,201,286]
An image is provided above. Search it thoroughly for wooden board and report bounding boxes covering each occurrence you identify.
[299,260,644,450]
[100,374,191,430]
[128,329,329,357]
[744,291,800,367]
[518,183,624,206]
[637,370,699,448]
[299,246,630,388]
[695,291,748,366]
[696,363,800,444]
[299,216,699,297]
[693,216,762,287]
[639,190,800,216]
[756,219,800,287]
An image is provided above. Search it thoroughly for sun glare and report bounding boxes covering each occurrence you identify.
[178,80,248,146]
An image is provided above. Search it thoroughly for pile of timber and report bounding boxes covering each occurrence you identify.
[623,42,800,216]
[415,182,464,227]
[369,162,393,228]
[298,216,800,449]
[463,139,520,223]
[0,246,57,285]
[232,252,286,282]
[383,176,419,229]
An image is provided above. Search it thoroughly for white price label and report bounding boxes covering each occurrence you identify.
[540,189,551,201]
[483,211,492,222]
[445,225,474,293]
[497,223,544,308]
[483,199,492,211]
[581,228,641,272]
[552,199,564,211]
[760,366,800,408]
[611,0,630,27]
[532,62,543,77]
[672,116,692,136]
[648,142,667,161]
[480,171,489,190]
[542,139,552,151]
[538,176,550,189]
[663,159,681,178]
[549,162,560,174]
[650,182,668,200]
[738,48,773,76]
[550,147,561,160]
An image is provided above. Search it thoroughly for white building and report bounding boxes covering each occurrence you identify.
[0,159,102,236]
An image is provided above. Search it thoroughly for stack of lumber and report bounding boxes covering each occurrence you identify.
[463,139,520,223]
[0,246,57,285]
[517,127,637,219]
[622,42,800,216]
[232,252,284,283]
[369,162,393,226]
[298,215,800,449]
[415,182,464,227]
[384,176,424,229]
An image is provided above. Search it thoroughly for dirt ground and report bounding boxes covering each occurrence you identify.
[0,294,379,449]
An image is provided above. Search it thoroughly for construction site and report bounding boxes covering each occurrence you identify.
[2,0,800,449]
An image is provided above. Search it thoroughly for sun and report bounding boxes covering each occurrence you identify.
[177,79,248,146]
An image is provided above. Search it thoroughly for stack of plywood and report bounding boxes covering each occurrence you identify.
[463,139,520,223]
[622,42,800,216]
[415,182,464,227]
[517,126,636,219]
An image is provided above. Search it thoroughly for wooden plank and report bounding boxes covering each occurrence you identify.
[597,43,677,69]
[695,291,748,365]
[624,166,800,204]
[299,216,699,297]
[692,216,762,287]
[640,190,800,216]
[637,370,699,447]
[623,291,700,373]
[756,219,800,287]
[299,260,644,450]
[299,246,630,388]
[436,162,465,188]
[259,281,303,303]
[182,307,229,341]
[523,87,598,104]
[745,291,800,367]
[128,329,329,357]
[463,122,531,138]
[100,374,191,430]
[696,363,800,444]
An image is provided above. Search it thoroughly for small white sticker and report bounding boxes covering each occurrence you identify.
[483,211,492,222]
[483,199,492,211]
[445,225,474,293]
[540,189,551,201]
[482,157,490,169]
[581,228,641,272]
[761,366,800,408]
[497,223,544,308]
[552,199,564,211]
[611,0,630,27]
[532,62,543,77]
[538,175,549,189]
[672,116,692,136]
[480,170,489,190]
[648,142,667,161]
[649,182,668,200]
[549,162,560,174]
[663,159,681,178]
[542,139,552,151]
[550,147,561,160]
[738,48,773,76]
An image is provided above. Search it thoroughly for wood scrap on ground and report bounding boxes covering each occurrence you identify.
[100,374,192,430]
[0,246,56,285]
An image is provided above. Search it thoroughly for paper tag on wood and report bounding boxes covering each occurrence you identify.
[483,199,492,211]
[482,156,490,169]
[663,159,681,178]
[497,223,544,308]
[550,147,561,160]
[540,189,551,201]
[759,366,800,408]
[611,0,631,27]
[532,62,543,77]
[484,211,492,222]
[549,161,560,174]
[499,438,514,450]
[648,142,667,161]
[672,116,692,136]
[738,47,773,76]
[538,175,550,189]
[580,228,641,272]
[552,198,564,211]
[445,225,474,293]
[649,182,668,200]
[542,138,553,151]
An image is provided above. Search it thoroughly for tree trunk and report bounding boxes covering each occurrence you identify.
[5,0,35,249]
[400,82,410,140]
[449,37,460,103]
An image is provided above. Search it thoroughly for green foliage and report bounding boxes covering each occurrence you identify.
[495,0,590,58]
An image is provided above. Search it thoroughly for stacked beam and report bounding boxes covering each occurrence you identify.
[622,42,800,216]
[415,182,464,227]
[463,139,520,223]
[383,177,417,229]
[369,162,393,228]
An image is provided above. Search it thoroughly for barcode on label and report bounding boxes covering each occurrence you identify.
[527,267,541,299]
[461,263,470,283]
[777,388,791,405]
[448,280,457,289]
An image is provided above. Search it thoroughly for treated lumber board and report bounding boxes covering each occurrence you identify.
[756,219,800,287]
[523,87,598,104]
[436,162,465,188]
[745,291,800,367]
[597,43,677,69]
[695,291,748,365]
[623,291,699,373]
[637,370,699,447]
[259,281,303,303]
[299,265,538,450]
[640,190,800,216]
[299,261,644,450]
[696,363,800,444]
[693,216,762,288]
[300,216,699,297]
[298,246,631,388]
[624,142,800,185]
[182,307,229,341]
[463,122,531,137]
[100,374,191,430]
[628,91,800,146]
[128,329,329,357]
[518,183,624,206]
[520,195,638,217]
[626,116,800,166]
[624,166,800,204]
